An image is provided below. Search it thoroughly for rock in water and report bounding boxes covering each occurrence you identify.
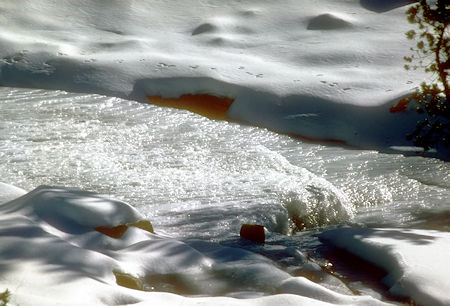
[240,224,265,243]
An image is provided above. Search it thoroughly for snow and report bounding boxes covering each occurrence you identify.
[0,0,448,304]
[0,185,390,306]
[319,227,450,306]
[0,183,26,205]
[0,0,445,157]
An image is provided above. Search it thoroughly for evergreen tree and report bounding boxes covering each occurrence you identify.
[403,0,449,150]
[0,289,10,306]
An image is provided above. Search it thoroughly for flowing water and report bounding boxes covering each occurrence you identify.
[1,86,449,300]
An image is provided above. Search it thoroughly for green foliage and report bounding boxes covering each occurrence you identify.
[403,0,449,151]
[0,289,10,306]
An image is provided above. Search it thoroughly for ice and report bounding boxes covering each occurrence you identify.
[319,227,450,306]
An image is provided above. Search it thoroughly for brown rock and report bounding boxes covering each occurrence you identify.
[240,224,265,244]
[95,225,128,238]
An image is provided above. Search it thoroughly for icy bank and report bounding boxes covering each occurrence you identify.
[0,0,444,157]
[320,227,450,306]
[0,185,391,305]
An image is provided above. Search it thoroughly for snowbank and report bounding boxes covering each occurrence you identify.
[319,227,450,306]
[0,185,390,305]
[1,0,444,157]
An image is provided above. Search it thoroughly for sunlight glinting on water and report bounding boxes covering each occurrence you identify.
[1,87,449,238]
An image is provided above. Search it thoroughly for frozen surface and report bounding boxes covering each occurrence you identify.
[320,227,450,306]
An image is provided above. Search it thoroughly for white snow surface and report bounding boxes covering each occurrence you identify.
[320,227,450,306]
[0,0,444,157]
[0,185,390,306]
[0,182,26,205]
[1,0,448,305]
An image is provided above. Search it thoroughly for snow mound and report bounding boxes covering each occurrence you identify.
[0,182,26,205]
[319,227,450,306]
[0,186,389,305]
[307,14,353,30]
[279,277,388,305]
[0,185,144,232]
[192,23,218,35]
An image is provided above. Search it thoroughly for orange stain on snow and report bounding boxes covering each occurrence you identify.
[147,94,234,120]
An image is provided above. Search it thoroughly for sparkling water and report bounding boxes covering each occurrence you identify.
[1,86,449,300]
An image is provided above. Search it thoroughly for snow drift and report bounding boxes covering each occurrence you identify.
[0,185,389,306]
[0,0,445,157]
